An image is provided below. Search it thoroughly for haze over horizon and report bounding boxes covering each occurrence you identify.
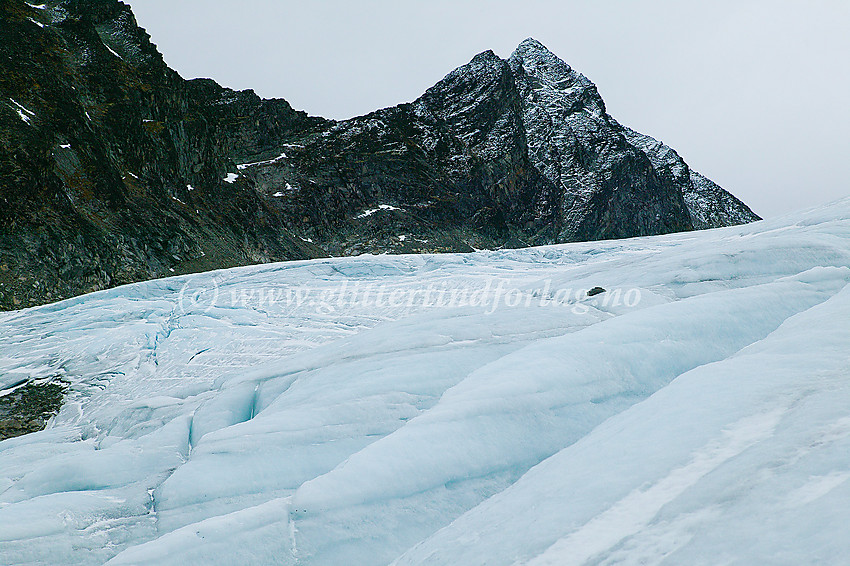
[130,0,850,219]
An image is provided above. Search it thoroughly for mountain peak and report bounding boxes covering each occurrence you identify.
[510,37,574,76]
[508,37,601,119]
[512,38,563,63]
[515,37,551,53]
[472,48,501,62]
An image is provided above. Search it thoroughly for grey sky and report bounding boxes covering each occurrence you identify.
[130,0,850,218]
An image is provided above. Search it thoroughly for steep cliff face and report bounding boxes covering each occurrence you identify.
[0,0,330,309]
[0,0,759,310]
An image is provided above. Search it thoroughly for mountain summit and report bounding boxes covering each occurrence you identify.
[0,3,758,310]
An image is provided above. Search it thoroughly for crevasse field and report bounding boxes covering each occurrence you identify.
[2,199,850,565]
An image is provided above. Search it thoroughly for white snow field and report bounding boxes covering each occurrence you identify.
[2,199,850,565]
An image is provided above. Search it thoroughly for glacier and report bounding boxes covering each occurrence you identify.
[2,198,850,565]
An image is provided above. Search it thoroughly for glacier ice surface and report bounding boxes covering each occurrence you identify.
[2,198,850,565]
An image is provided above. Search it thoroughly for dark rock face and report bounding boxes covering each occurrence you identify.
[0,1,760,310]
[0,379,67,441]
[508,39,695,242]
[0,0,325,309]
[614,118,760,230]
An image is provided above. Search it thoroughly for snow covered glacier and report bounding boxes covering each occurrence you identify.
[2,198,850,565]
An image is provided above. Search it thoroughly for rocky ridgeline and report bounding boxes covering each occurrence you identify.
[0,0,759,310]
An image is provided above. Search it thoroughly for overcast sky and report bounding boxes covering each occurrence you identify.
[130,0,850,218]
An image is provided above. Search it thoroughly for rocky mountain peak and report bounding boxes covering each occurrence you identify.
[417,48,513,117]
[509,38,606,118]
[511,37,572,75]
[414,48,524,162]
